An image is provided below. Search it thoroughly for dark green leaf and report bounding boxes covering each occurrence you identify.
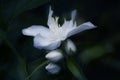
[80,44,113,64]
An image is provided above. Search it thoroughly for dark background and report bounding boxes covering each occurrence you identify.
[0,0,120,80]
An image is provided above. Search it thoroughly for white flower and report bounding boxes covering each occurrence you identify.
[65,39,76,54]
[45,63,60,74]
[22,7,96,50]
[45,50,63,62]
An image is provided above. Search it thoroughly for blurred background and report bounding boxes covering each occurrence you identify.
[0,0,120,80]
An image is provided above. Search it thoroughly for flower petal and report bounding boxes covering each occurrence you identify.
[45,63,61,74]
[22,25,49,36]
[45,50,63,62]
[65,39,76,54]
[47,7,58,31]
[61,20,76,38]
[71,10,77,21]
[67,22,96,37]
[44,41,61,50]
[34,34,61,50]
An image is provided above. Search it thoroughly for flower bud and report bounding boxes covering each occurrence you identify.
[45,50,63,62]
[45,63,60,74]
[65,39,76,54]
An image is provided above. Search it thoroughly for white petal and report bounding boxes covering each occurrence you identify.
[65,39,76,54]
[67,22,96,37]
[47,7,58,30]
[61,20,76,38]
[45,63,61,74]
[47,7,54,26]
[22,25,49,36]
[71,10,77,21]
[44,41,61,50]
[34,34,61,50]
[45,50,63,62]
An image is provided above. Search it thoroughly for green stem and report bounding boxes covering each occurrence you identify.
[25,60,49,80]
[67,54,87,80]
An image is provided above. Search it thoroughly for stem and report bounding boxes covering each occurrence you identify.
[25,60,49,80]
[67,54,87,80]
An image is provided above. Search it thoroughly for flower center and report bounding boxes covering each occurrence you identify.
[49,17,66,42]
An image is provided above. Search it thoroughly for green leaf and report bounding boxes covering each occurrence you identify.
[80,43,113,64]
[66,56,87,80]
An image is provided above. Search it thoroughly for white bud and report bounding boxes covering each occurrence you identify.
[45,50,63,62]
[45,63,60,74]
[65,39,76,54]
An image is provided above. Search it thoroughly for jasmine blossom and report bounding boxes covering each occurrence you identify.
[22,7,96,50]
